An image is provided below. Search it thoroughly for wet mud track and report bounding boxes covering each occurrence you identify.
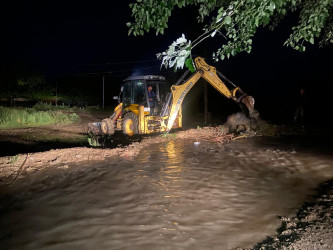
[0,132,144,157]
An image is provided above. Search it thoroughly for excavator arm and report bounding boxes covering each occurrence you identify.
[165,57,258,131]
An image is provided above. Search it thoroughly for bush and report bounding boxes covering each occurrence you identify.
[0,106,80,129]
[33,102,87,113]
[33,102,71,111]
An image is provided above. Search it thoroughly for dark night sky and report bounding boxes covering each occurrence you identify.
[1,1,189,76]
[1,1,332,123]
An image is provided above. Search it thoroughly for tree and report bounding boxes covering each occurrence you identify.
[17,75,46,90]
[127,0,333,71]
[0,61,47,101]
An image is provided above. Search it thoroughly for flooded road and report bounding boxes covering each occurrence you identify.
[0,136,333,249]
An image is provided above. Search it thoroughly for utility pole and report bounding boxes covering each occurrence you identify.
[55,82,58,106]
[102,76,105,108]
[204,82,208,125]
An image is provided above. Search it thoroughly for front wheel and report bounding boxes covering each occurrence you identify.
[122,112,138,136]
[101,118,115,135]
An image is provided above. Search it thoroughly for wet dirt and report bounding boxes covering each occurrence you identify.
[253,179,333,250]
[0,116,333,249]
[0,126,233,186]
[0,134,332,249]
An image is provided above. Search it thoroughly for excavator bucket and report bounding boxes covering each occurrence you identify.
[241,95,259,121]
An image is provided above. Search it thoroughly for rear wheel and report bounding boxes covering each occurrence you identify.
[122,112,138,136]
[101,118,115,135]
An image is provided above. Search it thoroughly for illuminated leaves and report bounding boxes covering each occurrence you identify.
[156,34,192,71]
[128,0,333,69]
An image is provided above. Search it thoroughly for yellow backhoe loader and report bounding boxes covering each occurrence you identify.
[88,57,259,136]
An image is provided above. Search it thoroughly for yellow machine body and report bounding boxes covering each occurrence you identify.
[88,57,258,136]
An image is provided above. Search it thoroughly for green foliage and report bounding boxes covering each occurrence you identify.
[128,0,333,69]
[33,102,72,111]
[161,132,170,138]
[9,155,20,164]
[0,107,80,129]
[87,136,102,147]
[0,70,50,101]
[170,133,177,138]
[185,57,196,73]
[68,113,80,123]
[17,75,45,88]
[160,132,177,138]
[28,90,57,102]
[284,0,333,51]
[33,102,87,113]
[16,74,47,98]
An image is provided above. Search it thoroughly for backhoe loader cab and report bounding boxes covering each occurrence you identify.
[117,75,180,136]
[88,74,180,137]
[120,75,170,114]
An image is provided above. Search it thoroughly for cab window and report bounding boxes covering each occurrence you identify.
[133,81,145,104]
[122,82,132,104]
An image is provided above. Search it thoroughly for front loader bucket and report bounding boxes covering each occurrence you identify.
[88,122,103,135]
[87,122,113,147]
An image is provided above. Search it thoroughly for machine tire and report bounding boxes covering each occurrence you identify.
[101,118,115,135]
[122,112,138,136]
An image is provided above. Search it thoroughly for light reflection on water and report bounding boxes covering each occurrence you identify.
[0,136,332,250]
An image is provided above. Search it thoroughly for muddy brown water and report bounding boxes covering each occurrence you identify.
[0,136,332,250]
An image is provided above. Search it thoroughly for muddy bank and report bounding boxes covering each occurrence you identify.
[251,179,333,250]
[0,111,109,157]
[0,126,234,186]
